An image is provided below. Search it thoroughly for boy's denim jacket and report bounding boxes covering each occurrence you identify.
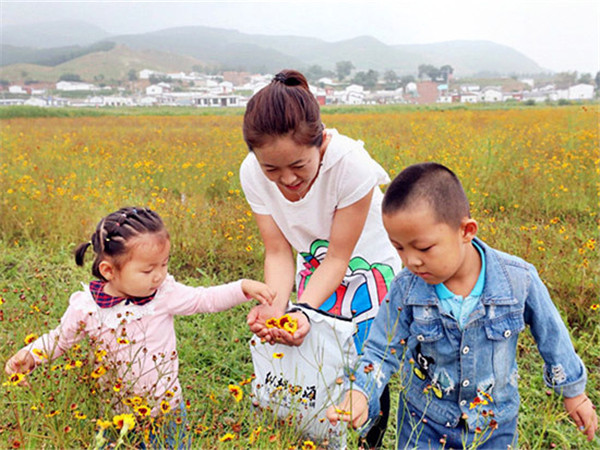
[352,238,587,430]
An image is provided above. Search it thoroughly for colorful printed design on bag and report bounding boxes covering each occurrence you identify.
[298,239,395,352]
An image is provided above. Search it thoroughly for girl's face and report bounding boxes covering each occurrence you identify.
[102,233,170,298]
[253,134,325,202]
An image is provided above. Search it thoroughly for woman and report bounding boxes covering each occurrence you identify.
[240,69,401,447]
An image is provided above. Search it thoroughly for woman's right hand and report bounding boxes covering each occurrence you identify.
[247,303,286,343]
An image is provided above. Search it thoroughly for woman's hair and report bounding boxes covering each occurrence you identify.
[74,207,169,281]
[243,69,324,151]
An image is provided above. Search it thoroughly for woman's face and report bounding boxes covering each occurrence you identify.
[253,134,324,201]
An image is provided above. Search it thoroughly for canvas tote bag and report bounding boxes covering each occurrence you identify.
[250,304,358,446]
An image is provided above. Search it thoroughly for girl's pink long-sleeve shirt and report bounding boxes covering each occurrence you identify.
[25,275,249,414]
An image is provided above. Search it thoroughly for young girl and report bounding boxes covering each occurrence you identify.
[5,206,274,444]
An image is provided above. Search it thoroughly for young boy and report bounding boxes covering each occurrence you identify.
[327,162,597,448]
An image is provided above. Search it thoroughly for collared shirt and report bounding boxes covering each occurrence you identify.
[435,241,485,329]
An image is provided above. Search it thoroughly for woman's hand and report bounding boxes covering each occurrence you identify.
[247,303,286,343]
[269,311,311,346]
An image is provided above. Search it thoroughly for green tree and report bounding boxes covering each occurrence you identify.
[383,70,399,90]
[59,73,82,82]
[440,65,454,83]
[595,71,600,89]
[399,75,416,88]
[305,65,331,83]
[554,71,577,89]
[128,69,138,82]
[418,64,441,81]
[352,69,379,89]
[577,73,592,84]
[335,61,354,81]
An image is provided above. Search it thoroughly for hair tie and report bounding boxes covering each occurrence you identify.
[273,73,287,84]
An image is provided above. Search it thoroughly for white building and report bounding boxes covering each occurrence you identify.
[460,92,479,103]
[146,83,172,95]
[340,84,365,104]
[480,87,503,102]
[139,69,161,80]
[24,97,48,107]
[56,81,97,91]
[8,85,27,94]
[568,84,594,100]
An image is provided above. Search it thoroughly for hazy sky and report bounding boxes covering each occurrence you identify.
[2,0,599,74]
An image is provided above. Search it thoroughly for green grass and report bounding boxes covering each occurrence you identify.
[1,241,598,449]
[0,105,598,448]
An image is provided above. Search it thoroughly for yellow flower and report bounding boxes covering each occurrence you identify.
[160,400,171,414]
[45,409,61,418]
[95,349,107,362]
[302,440,317,450]
[32,348,47,359]
[265,317,279,328]
[3,373,25,386]
[113,413,135,430]
[591,304,599,311]
[228,384,243,402]
[219,432,236,442]
[134,404,151,417]
[273,352,284,359]
[117,337,130,345]
[249,426,262,444]
[91,366,106,378]
[96,418,112,430]
[74,411,87,420]
[24,333,38,344]
[194,423,209,435]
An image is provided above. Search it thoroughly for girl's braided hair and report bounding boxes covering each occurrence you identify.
[74,207,169,281]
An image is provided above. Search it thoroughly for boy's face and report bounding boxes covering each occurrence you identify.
[382,201,477,288]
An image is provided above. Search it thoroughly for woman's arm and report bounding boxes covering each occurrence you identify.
[299,188,374,309]
[272,188,375,346]
[246,213,297,342]
[255,213,296,311]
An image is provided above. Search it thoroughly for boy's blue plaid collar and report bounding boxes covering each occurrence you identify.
[89,280,156,309]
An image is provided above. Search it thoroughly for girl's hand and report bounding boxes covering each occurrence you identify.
[564,393,598,441]
[269,311,310,346]
[5,349,35,376]
[326,389,369,429]
[241,279,276,305]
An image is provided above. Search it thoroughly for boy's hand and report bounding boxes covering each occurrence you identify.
[326,389,369,429]
[564,393,598,441]
[241,279,276,306]
[5,349,35,377]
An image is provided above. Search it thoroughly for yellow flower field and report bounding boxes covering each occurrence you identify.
[0,104,598,449]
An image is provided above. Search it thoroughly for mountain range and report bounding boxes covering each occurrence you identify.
[1,20,547,82]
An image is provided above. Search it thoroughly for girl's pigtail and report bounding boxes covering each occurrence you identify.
[74,240,93,266]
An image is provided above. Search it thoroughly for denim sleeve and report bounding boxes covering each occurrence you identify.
[524,264,587,398]
[350,277,412,426]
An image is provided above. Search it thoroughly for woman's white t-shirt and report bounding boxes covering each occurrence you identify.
[240,129,401,351]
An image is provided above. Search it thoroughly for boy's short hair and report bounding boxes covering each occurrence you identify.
[382,162,470,228]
